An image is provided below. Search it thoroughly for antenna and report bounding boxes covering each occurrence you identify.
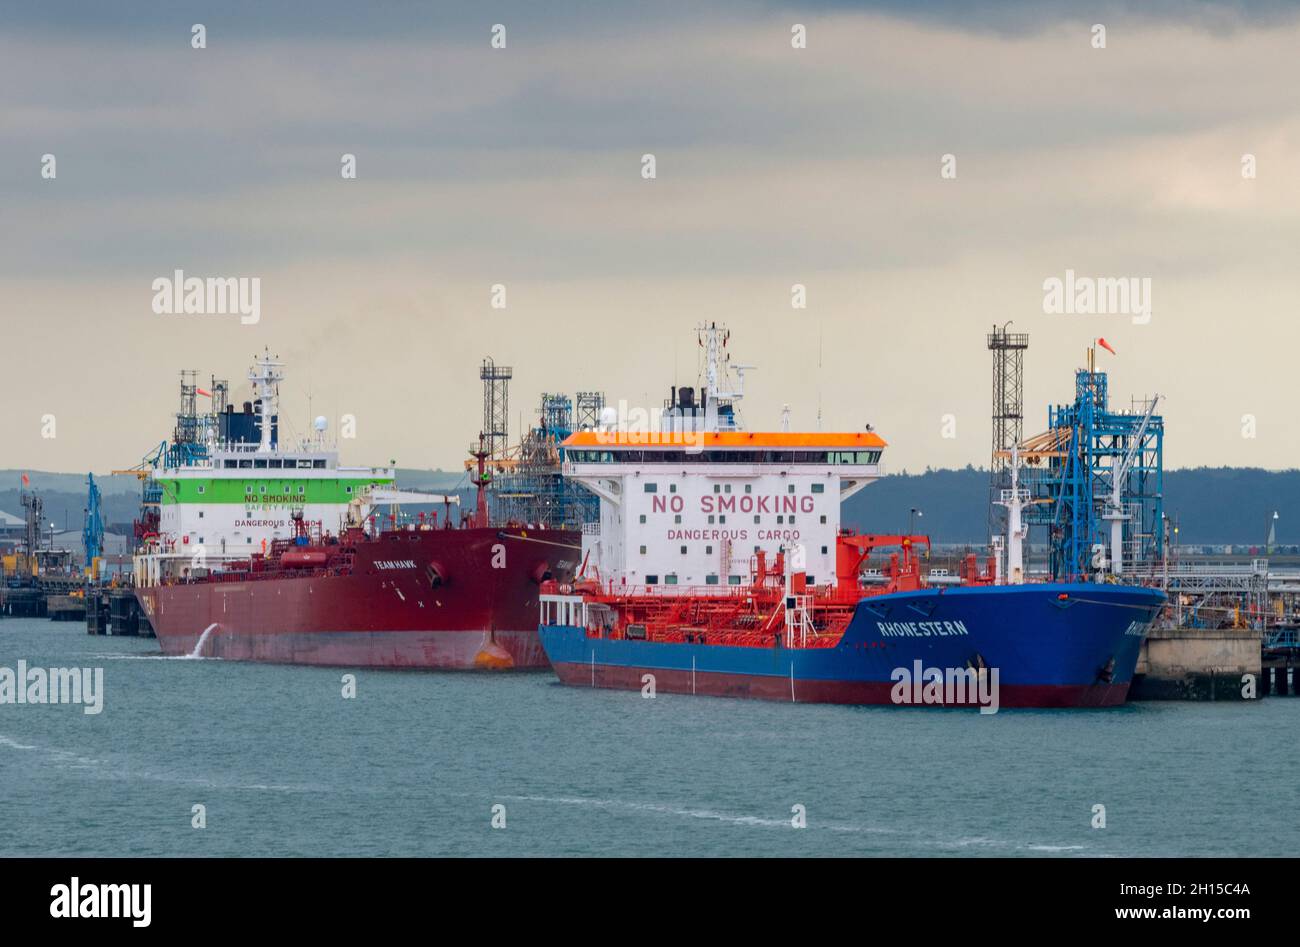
[817,319,823,432]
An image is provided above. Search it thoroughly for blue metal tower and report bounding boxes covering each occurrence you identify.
[1020,349,1163,581]
[83,472,104,569]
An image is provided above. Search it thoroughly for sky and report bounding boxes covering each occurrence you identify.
[2,1,1299,474]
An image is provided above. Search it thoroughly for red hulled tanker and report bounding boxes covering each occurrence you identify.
[131,357,582,669]
[138,521,579,668]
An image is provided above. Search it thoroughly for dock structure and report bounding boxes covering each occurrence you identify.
[0,586,45,617]
[1131,627,1262,700]
[467,362,604,529]
[83,587,152,637]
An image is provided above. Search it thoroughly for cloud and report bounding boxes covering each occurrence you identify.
[3,4,1300,472]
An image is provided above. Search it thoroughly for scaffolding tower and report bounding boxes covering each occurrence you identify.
[480,358,512,460]
[540,393,573,435]
[988,324,1028,536]
[490,390,602,528]
[168,370,208,467]
[575,391,606,430]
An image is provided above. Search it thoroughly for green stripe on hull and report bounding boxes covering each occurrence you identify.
[158,476,393,505]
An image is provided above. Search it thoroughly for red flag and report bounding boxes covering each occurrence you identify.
[21,472,29,487]
[1097,337,1117,355]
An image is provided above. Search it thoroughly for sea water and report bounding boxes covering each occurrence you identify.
[1,618,1295,856]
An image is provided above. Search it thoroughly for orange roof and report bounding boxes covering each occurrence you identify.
[562,430,887,449]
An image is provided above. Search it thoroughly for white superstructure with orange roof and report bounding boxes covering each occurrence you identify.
[562,324,885,593]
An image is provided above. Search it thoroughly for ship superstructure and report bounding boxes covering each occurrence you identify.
[135,352,400,582]
[565,323,883,592]
[537,325,1166,708]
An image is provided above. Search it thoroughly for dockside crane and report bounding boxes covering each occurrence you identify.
[83,472,104,579]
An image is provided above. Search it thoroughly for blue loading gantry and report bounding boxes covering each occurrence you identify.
[1018,347,1164,582]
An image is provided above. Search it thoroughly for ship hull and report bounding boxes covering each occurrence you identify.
[540,583,1166,708]
[138,527,580,669]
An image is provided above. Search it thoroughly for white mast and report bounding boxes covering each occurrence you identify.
[1102,394,1159,578]
[248,349,285,453]
[995,445,1029,585]
[698,322,752,432]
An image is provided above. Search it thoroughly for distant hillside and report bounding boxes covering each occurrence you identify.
[845,466,1300,546]
[4,466,1297,546]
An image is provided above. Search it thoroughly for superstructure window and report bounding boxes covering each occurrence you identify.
[644,483,657,493]
[646,575,658,585]
[706,575,719,585]
[665,575,678,585]
[729,575,743,585]
[640,545,647,554]
[811,483,825,494]
[639,514,646,523]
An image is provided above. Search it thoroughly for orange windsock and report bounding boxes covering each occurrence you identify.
[1097,337,1117,355]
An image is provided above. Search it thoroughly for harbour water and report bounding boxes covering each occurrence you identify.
[1,618,1295,857]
